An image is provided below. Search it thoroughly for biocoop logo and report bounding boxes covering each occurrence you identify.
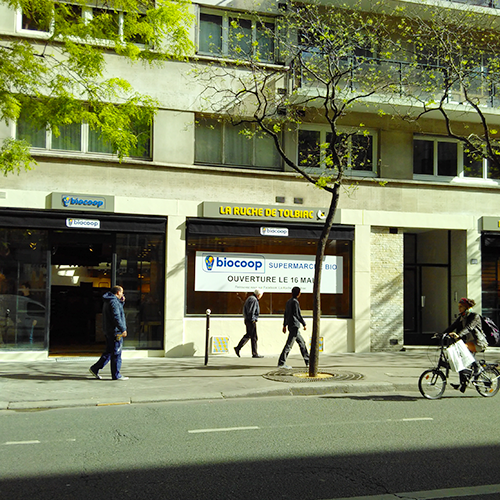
[202,254,265,273]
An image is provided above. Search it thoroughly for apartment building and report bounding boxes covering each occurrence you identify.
[1,0,500,360]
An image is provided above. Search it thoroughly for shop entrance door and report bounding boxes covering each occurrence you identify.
[404,231,450,345]
[49,231,114,355]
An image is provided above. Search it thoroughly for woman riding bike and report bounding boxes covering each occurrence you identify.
[443,297,489,393]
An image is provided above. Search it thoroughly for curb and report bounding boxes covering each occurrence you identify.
[1,381,421,410]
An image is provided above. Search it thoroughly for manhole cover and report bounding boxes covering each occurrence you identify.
[263,368,364,383]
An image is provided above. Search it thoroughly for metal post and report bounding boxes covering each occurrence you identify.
[204,309,211,366]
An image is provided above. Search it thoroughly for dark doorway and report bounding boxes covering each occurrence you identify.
[49,231,114,355]
[404,232,450,345]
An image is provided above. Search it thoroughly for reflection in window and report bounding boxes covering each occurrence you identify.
[0,229,48,350]
[198,11,275,62]
[116,233,165,349]
[195,116,281,170]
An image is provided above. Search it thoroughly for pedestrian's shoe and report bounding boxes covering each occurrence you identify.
[115,376,129,381]
[234,347,240,357]
[278,364,292,369]
[252,354,264,358]
[89,367,102,380]
[451,383,460,390]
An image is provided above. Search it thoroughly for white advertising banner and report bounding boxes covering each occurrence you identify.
[195,252,343,294]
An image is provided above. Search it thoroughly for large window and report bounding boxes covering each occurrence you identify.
[198,10,275,62]
[0,228,48,350]
[186,221,352,317]
[195,116,282,170]
[298,126,377,175]
[16,106,152,159]
[413,136,500,180]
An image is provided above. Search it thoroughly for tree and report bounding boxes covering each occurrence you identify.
[196,0,406,376]
[0,0,193,175]
[395,2,500,177]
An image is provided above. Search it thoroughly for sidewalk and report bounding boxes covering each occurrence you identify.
[1,349,499,410]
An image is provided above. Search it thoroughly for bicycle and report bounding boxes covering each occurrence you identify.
[418,333,500,399]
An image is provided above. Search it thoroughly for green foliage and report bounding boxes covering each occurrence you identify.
[0,0,194,175]
[0,138,34,176]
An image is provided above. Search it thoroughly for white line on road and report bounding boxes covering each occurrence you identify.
[397,418,434,422]
[3,440,41,445]
[188,426,260,434]
[326,483,500,500]
[2,438,76,445]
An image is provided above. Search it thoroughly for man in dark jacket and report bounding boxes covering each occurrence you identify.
[234,289,264,358]
[278,287,309,369]
[89,285,128,380]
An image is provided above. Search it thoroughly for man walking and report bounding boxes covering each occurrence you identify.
[89,285,129,380]
[234,289,264,358]
[278,287,309,369]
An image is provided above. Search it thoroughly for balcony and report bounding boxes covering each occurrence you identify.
[450,0,499,8]
[295,55,500,110]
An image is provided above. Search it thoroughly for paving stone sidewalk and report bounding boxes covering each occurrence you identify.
[1,349,499,410]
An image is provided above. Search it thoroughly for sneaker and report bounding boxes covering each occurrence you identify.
[234,347,240,358]
[278,364,292,369]
[252,354,264,358]
[89,367,102,380]
[116,376,129,381]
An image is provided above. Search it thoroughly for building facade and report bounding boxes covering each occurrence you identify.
[1,0,500,360]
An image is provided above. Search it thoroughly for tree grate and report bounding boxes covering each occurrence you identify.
[263,368,364,383]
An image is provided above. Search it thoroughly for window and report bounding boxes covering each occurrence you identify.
[298,126,377,175]
[20,4,51,32]
[18,4,147,45]
[195,116,282,170]
[413,136,500,180]
[186,221,352,317]
[198,10,275,62]
[16,106,152,159]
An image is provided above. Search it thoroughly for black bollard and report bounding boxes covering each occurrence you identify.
[204,309,211,366]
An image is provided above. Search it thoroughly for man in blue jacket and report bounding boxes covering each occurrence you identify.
[89,285,129,380]
[278,286,309,369]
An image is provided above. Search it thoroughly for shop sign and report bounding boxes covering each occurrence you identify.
[49,192,115,212]
[481,216,500,231]
[66,218,100,229]
[195,251,342,294]
[202,202,334,224]
[260,227,289,236]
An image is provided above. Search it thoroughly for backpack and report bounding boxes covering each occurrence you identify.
[480,316,500,347]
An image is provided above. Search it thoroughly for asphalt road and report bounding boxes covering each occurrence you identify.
[1,392,500,499]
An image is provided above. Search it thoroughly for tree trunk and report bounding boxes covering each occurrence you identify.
[309,185,340,377]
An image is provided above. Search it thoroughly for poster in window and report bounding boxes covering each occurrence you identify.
[195,252,343,293]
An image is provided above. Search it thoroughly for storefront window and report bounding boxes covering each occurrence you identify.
[0,229,48,350]
[186,222,352,317]
[116,233,165,349]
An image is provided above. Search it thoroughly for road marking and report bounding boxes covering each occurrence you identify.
[327,483,500,499]
[188,426,260,434]
[398,418,434,422]
[3,438,76,445]
[4,440,41,445]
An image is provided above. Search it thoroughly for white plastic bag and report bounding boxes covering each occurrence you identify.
[446,339,475,372]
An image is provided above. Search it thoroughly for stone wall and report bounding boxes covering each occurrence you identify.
[370,227,404,351]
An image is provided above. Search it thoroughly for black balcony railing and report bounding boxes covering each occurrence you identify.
[295,54,500,108]
[450,0,499,8]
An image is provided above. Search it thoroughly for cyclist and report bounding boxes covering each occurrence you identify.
[443,297,489,392]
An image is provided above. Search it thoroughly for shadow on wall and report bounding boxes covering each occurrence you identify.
[166,342,197,357]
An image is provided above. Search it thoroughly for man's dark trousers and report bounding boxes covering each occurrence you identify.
[236,321,258,356]
[278,327,309,366]
[91,335,123,380]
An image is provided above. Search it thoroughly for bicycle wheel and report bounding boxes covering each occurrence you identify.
[419,369,446,399]
[474,366,500,397]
